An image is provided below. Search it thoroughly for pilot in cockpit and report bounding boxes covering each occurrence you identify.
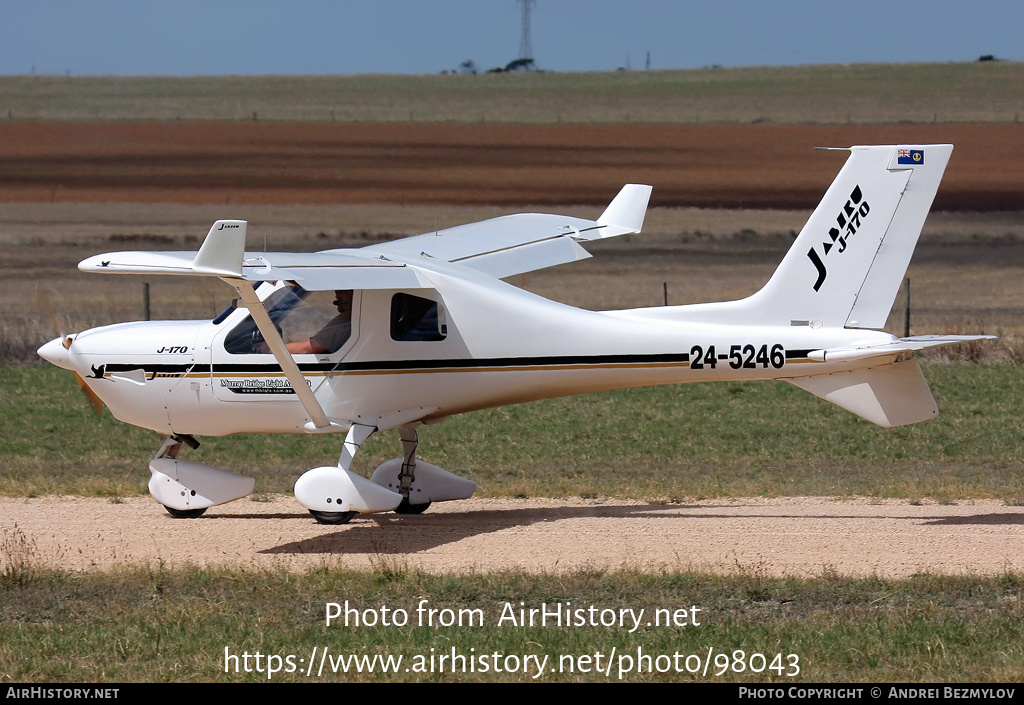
[280,289,353,354]
[252,289,353,355]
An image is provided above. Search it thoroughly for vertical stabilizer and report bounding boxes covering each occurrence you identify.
[740,145,952,329]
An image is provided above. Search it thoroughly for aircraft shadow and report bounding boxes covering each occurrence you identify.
[254,503,1024,556]
[261,503,687,555]
[921,512,1024,526]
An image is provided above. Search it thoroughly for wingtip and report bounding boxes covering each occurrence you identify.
[192,220,247,277]
[597,184,653,234]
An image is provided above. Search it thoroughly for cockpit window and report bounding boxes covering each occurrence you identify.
[211,304,235,325]
[224,284,352,355]
[391,293,446,342]
[213,282,259,325]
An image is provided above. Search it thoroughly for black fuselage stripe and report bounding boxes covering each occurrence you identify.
[102,349,814,375]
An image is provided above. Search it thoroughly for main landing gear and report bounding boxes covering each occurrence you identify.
[164,505,208,519]
[308,510,356,525]
[296,424,475,525]
[395,498,431,515]
[145,423,474,525]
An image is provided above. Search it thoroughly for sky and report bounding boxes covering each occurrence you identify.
[1,0,1021,76]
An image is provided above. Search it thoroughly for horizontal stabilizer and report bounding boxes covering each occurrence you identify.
[788,358,937,427]
[808,334,995,363]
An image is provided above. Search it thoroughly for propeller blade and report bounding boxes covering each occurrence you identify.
[74,372,105,418]
[38,286,103,418]
[37,287,72,348]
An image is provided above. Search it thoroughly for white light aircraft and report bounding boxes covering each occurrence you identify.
[39,144,991,523]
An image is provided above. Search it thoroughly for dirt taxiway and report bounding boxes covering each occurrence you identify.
[2,496,1021,577]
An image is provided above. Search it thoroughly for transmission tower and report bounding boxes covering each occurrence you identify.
[518,0,535,61]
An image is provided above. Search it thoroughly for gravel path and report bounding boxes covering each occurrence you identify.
[2,496,1022,577]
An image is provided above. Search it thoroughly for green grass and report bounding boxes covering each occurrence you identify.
[2,62,1023,123]
[3,363,1023,502]
[5,363,1022,683]
[1,562,1020,682]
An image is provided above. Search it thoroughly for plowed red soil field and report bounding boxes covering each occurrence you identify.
[1,122,1021,209]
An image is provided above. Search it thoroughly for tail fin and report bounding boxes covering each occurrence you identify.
[743,144,952,329]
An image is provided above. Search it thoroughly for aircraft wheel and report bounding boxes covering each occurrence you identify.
[395,499,431,515]
[309,510,356,525]
[164,505,207,519]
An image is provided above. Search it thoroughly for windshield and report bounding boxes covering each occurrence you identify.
[223,284,351,355]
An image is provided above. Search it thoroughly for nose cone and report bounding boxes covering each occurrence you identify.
[37,336,74,371]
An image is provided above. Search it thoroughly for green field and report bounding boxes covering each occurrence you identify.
[3,363,1022,502]
[5,351,1021,685]
[1,562,1021,682]
[2,62,1023,123]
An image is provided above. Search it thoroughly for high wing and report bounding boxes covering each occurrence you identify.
[78,222,432,290]
[364,183,652,278]
[78,184,653,286]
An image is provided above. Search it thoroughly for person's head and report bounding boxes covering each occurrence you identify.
[333,290,353,314]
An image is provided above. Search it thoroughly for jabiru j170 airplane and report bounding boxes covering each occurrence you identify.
[38,144,991,524]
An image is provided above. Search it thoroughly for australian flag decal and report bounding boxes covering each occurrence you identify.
[897,148,924,165]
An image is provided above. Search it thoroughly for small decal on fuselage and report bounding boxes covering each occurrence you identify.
[220,378,311,395]
[156,346,189,354]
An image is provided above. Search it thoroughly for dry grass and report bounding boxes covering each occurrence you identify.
[0,525,39,585]
[2,63,1023,124]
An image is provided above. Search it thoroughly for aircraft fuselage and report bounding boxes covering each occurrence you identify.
[47,255,897,438]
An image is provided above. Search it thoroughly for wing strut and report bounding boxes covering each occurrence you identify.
[227,279,346,433]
